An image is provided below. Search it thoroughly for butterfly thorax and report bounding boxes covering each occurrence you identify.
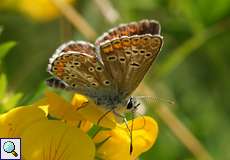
[91,94,140,114]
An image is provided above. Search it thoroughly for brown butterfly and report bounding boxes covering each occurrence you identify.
[47,19,163,154]
[47,19,163,114]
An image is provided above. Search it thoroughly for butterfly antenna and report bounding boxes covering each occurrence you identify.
[136,96,175,105]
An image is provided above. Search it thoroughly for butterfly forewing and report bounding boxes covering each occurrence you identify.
[97,20,163,97]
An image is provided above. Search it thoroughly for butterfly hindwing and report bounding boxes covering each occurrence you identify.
[48,41,114,97]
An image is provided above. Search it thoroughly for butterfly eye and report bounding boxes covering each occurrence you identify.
[71,83,76,87]
[126,99,133,110]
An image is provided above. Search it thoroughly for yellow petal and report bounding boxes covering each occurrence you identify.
[71,93,89,109]
[22,120,95,160]
[93,116,158,160]
[32,97,49,116]
[75,99,116,129]
[46,92,116,128]
[0,106,47,137]
[64,120,92,132]
[45,91,84,121]
[18,0,75,22]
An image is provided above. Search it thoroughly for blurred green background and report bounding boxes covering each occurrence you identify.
[0,0,230,159]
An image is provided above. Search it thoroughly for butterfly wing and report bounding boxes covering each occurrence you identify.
[96,20,163,97]
[47,41,115,98]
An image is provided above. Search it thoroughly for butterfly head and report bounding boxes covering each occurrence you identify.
[125,96,140,112]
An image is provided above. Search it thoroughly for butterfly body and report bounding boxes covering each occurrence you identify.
[47,19,163,112]
[47,76,126,108]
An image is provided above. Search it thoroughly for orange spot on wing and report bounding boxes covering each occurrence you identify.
[102,44,113,53]
[53,63,65,76]
[131,37,141,45]
[56,62,64,68]
[112,40,122,49]
[121,38,131,47]
[121,30,129,36]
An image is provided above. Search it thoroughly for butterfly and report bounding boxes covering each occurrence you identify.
[47,19,163,117]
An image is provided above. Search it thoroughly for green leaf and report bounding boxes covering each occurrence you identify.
[0,73,7,98]
[0,41,16,60]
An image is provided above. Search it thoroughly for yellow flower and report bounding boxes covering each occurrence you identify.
[46,91,117,129]
[22,120,95,160]
[94,116,158,160]
[0,105,48,137]
[0,91,159,159]
[45,91,84,121]
[0,99,95,160]
[19,0,75,22]
[44,92,159,159]
[0,0,75,22]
